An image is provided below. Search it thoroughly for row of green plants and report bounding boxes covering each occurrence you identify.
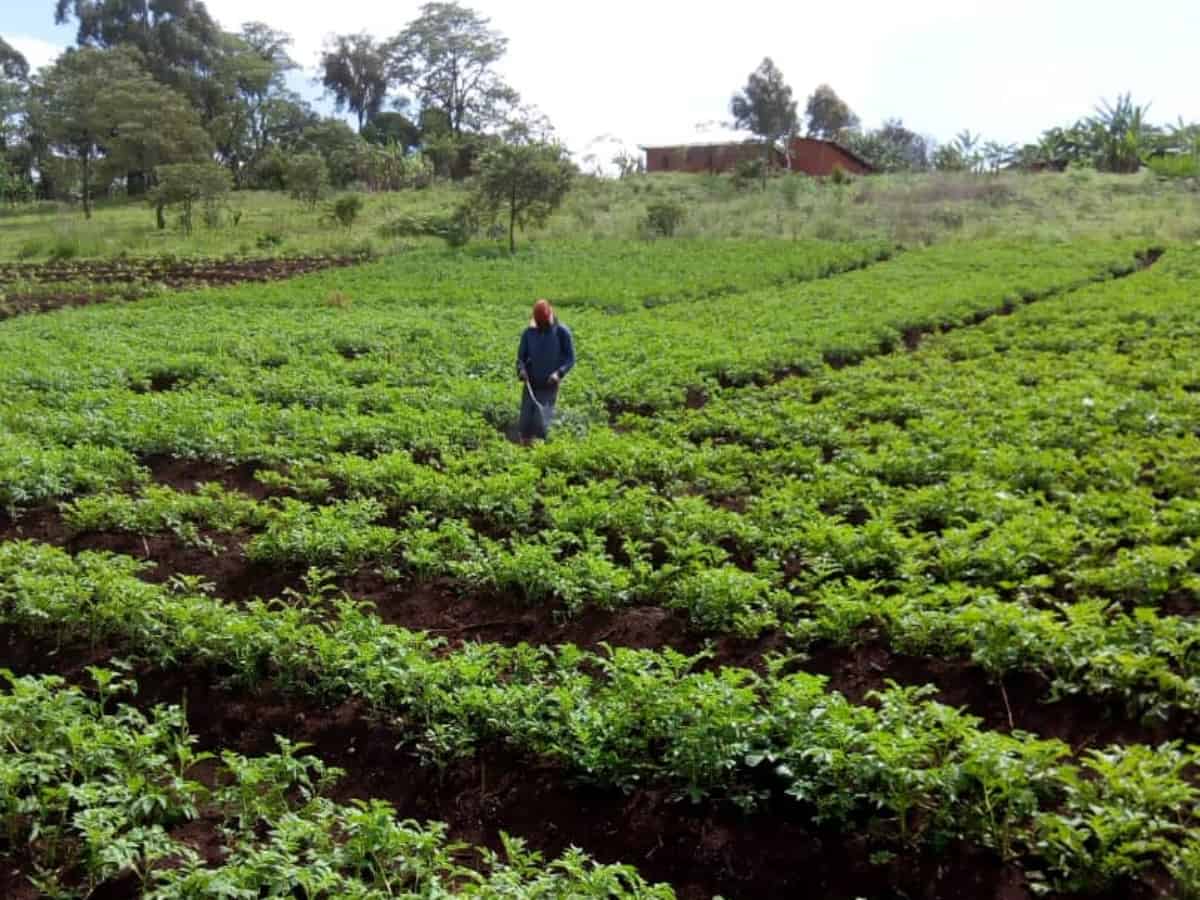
[0,667,673,898]
[52,461,1200,723]
[1,542,1198,896]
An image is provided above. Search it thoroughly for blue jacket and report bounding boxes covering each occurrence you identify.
[517,319,575,388]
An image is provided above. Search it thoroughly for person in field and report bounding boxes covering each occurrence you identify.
[516,299,575,442]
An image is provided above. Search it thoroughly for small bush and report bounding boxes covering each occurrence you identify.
[780,176,802,208]
[327,238,376,259]
[643,200,687,238]
[286,153,330,208]
[256,230,285,251]
[1148,155,1200,178]
[327,194,365,230]
[16,238,44,260]
[378,203,477,247]
[325,290,352,310]
[47,236,80,261]
[733,158,766,189]
[932,207,966,229]
[202,202,224,230]
[830,166,853,186]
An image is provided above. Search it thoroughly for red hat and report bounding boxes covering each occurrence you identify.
[532,299,553,328]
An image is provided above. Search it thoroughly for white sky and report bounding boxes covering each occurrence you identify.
[5,0,1199,161]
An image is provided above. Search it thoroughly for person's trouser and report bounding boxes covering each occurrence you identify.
[518,383,558,440]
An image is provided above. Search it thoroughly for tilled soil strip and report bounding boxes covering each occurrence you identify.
[0,254,366,319]
[0,628,1087,900]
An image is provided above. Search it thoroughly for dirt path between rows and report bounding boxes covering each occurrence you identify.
[0,628,1085,900]
[0,254,367,320]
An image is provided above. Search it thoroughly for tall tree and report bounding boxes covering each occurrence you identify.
[209,25,300,184]
[31,47,208,217]
[0,37,28,81]
[319,34,390,132]
[805,84,858,139]
[53,0,223,103]
[391,3,519,138]
[295,118,362,189]
[844,118,930,172]
[473,138,575,253]
[1088,93,1157,173]
[730,58,799,182]
[362,111,421,151]
[54,0,225,193]
[0,38,29,152]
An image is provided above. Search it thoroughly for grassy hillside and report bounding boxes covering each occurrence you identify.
[1,169,1197,261]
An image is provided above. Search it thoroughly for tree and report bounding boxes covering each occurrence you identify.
[30,47,209,218]
[844,118,930,172]
[208,24,300,185]
[296,119,362,189]
[0,37,29,154]
[473,140,575,253]
[1088,93,1157,173]
[981,140,1016,174]
[362,111,421,151]
[285,152,329,207]
[391,3,519,142]
[0,37,28,82]
[1018,95,1162,174]
[805,84,858,139]
[933,130,983,172]
[354,141,433,191]
[319,34,390,132]
[149,162,230,233]
[53,0,223,109]
[730,58,798,183]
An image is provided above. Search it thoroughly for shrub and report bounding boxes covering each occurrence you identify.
[1148,154,1200,178]
[326,194,365,230]
[644,200,687,238]
[150,163,232,235]
[16,238,44,260]
[780,175,802,208]
[286,153,330,208]
[733,158,766,188]
[378,203,478,247]
[830,165,853,186]
[47,235,80,261]
[256,230,285,251]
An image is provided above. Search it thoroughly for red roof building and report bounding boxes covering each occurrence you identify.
[785,137,874,176]
[640,137,874,176]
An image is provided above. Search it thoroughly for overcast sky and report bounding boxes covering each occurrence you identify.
[4,0,1197,162]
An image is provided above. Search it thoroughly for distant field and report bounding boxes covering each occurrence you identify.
[1,169,1198,262]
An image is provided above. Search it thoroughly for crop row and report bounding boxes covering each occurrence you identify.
[43,469,1200,725]
[1,540,1198,894]
[0,667,672,898]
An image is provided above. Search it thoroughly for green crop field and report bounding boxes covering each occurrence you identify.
[1,211,1199,899]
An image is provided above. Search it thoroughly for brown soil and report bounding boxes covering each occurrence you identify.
[802,639,1187,751]
[141,453,275,501]
[0,254,365,320]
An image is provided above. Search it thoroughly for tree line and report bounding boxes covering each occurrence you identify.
[0,2,576,251]
[729,58,1200,177]
[0,3,564,207]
